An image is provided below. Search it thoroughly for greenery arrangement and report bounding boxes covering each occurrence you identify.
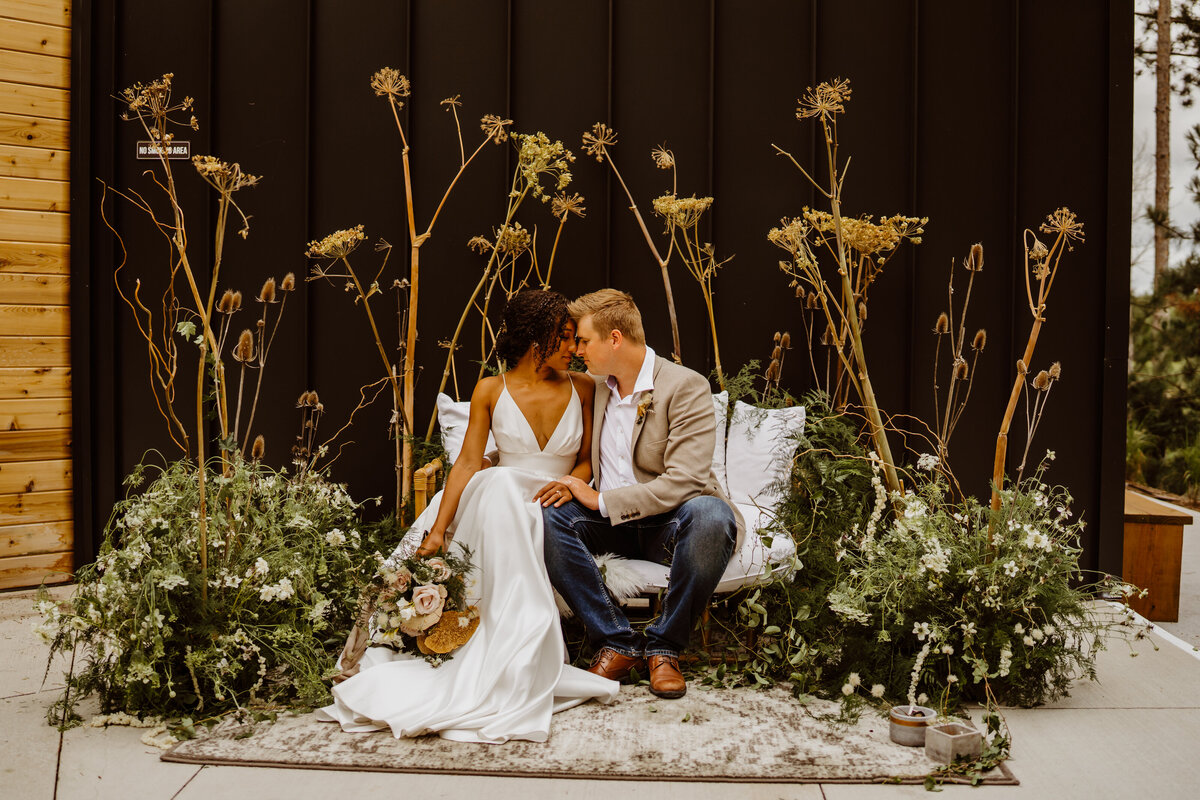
[36,457,388,724]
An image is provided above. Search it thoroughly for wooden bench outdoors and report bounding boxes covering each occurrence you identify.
[1123,488,1194,622]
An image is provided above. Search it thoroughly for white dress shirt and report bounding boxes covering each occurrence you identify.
[597,346,656,519]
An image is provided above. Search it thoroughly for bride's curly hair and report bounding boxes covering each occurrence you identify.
[496,289,571,368]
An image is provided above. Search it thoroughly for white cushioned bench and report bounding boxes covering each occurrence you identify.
[430,391,805,599]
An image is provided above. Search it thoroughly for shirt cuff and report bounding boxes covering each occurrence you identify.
[597,493,610,519]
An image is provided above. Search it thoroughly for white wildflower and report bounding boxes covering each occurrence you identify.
[848,672,862,687]
[325,528,347,547]
[913,621,932,641]
[1002,560,1019,577]
[841,683,855,696]
[871,684,886,698]
[916,453,939,471]
[1023,635,1035,646]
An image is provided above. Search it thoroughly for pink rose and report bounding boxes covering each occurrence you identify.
[412,583,447,615]
[424,557,452,583]
[386,566,412,592]
[399,584,447,635]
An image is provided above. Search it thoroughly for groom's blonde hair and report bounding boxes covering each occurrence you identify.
[569,289,645,345]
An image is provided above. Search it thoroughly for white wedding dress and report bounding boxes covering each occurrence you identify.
[316,378,618,743]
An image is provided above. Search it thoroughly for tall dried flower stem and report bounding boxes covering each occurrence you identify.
[195,341,209,605]
[382,89,496,514]
[593,145,682,362]
[242,293,289,453]
[989,215,1081,540]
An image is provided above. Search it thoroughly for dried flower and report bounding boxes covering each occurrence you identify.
[858,302,868,322]
[192,156,261,193]
[494,222,531,256]
[781,332,792,348]
[514,132,575,200]
[480,114,512,144]
[306,225,366,259]
[257,277,277,304]
[218,289,240,314]
[972,329,987,351]
[250,435,265,460]
[1033,370,1050,391]
[767,217,812,257]
[1039,207,1085,245]
[370,68,410,103]
[1048,361,1062,381]
[581,122,618,161]
[954,358,969,380]
[1017,359,1028,375]
[280,273,296,292]
[234,330,255,363]
[795,78,852,122]
[551,192,587,221]
[934,312,950,335]
[652,194,713,228]
[805,291,819,310]
[440,95,461,110]
[966,242,984,272]
[467,235,493,255]
[651,145,675,169]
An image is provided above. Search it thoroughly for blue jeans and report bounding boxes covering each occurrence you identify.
[542,496,737,658]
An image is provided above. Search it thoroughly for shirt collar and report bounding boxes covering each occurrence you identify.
[606,346,656,400]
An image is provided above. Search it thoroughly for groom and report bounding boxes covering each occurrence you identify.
[540,289,742,699]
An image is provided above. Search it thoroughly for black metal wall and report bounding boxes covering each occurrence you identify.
[70,1,1132,575]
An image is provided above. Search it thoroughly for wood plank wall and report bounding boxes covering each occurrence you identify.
[0,0,73,589]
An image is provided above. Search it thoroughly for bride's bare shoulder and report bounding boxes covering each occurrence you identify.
[472,375,504,405]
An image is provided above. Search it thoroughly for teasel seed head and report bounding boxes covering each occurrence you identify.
[972,328,987,351]
[774,331,782,344]
[794,284,804,298]
[218,289,238,314]
[935,312,949,335]
[1033,370,1051,391]
[967,242,984,272]
[257,277,277,303]
[820,328,831,347]
[251,435,265,460]
[806,291,819,310]
[771,345,783,361]
[858,302,868,322]
[954,358,969,380]
[257,318,265,329]
[315,402,324,413]
[781,332,792,348]
[280,272,296,292]
[1048,361,1062,381]
[234,329,255,362]
[1017,359,1028,375]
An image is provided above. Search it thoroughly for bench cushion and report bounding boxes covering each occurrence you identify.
[436,393,497,465]
[726,401,806,508]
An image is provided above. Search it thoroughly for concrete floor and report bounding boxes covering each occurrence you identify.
[4,517,1200,800]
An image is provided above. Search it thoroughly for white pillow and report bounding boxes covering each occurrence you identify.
[725,401,806,511]
[711,391,729,496]
[436,393,496,465]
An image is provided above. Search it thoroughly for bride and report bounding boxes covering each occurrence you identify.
[317,289,619,743]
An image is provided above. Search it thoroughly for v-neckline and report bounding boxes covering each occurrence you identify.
[502,377,576,452]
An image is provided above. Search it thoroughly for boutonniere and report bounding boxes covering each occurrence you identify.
[636,391,654,424]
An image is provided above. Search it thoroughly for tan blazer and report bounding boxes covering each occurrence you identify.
[590,356,745,552]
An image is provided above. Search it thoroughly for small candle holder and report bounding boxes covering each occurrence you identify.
[888,704,937,746]
[925,721,983,763]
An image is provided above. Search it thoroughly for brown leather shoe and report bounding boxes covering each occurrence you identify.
[648,654,687,698]
[586,647,645,682]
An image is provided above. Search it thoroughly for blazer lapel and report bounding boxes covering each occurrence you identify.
[592,376,609,483]
[629,357,664,455]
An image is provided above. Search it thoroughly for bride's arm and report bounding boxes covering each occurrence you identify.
[568,371,594,484]
[417,378,499,556]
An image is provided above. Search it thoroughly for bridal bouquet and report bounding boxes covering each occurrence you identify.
[366,548,478,663]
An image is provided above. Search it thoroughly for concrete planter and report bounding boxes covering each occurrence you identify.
[888,705,937,746]
[924,721,983,763]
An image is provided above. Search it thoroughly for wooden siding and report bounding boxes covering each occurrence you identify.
[0,0,71,588]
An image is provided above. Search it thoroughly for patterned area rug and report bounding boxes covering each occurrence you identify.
[163,686,1017,784]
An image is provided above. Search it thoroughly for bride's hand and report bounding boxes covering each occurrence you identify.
[535,480,574,508]
[416,529,446,557]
